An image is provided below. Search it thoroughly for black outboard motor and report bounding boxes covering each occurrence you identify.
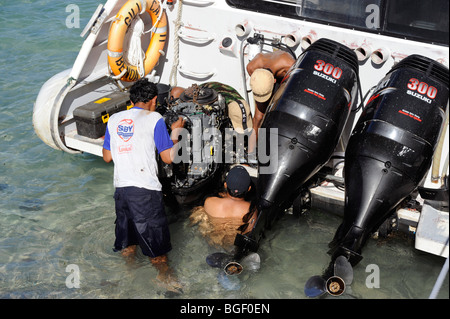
[329,55,449,266]
[234,38,360,257]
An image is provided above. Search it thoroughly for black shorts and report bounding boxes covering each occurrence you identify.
[113,187,171,258]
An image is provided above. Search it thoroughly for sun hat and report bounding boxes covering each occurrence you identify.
[228,100,253,133]
[250,68,275,103]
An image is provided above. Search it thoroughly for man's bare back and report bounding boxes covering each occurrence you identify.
[204,195,251,220]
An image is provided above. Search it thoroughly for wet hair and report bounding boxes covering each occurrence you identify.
[129,78,158,104]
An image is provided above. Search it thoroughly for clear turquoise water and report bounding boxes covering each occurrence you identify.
[0,0,448,300]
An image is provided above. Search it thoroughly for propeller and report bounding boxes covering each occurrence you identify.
[206,252,232,268]
[334,254,353,285]
[304,275,328,298]
[241,252,261,271]
[206,252,261,290]
[206,252,261,275]
[304,255,353,297]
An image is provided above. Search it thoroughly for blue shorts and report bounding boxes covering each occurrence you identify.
[113,187,172,258]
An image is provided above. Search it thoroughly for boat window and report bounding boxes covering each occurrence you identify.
[384,0,449,45]
[226,0,449,45]
[299,0,382,29]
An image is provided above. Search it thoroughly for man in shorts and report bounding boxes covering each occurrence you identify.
[102,78,184,291]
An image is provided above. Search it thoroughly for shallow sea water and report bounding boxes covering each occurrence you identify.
[0,0,448,302]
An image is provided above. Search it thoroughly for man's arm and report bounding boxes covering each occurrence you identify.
[102,124,113,163]
[157,117,185,164]
[102,148,112,163]
[159,147,176,164]
[247,50,295,79]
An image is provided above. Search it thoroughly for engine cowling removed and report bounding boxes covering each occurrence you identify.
[157,84,231,205]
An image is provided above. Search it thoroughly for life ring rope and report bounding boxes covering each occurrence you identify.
[107,0,167,82]
[144,0,164,34]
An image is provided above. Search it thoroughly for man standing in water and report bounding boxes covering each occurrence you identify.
[102,78,184,292]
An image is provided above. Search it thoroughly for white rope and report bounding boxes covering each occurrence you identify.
[144,0,164,35]
[123,16,146,78]
[169,0,183,87]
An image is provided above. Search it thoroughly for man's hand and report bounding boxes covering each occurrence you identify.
[170,116,185,144]
[160,117,186,165]
[171,116,185,131]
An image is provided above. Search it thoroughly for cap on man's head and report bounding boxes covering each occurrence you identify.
[250,68,275,103]
[226,165,251,196]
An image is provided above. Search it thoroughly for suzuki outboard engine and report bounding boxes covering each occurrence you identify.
[329,55,449,266]
[235,38,360,255]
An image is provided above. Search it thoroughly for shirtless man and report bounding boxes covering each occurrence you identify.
[246,50,296,139]
[190,165,255,250]
[204,165,252,221]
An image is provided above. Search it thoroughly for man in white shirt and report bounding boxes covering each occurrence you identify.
[103,78,184,292]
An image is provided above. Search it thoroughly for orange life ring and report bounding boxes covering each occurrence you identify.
[107,0,167,82]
